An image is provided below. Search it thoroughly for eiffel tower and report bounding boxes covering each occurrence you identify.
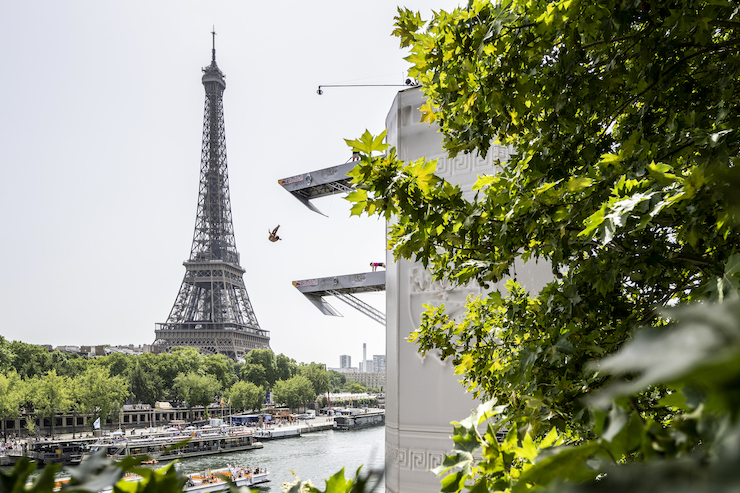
[154,33,270,360]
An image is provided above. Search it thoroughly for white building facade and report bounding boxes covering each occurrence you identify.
[373,354,386,374]
[384,88,552,493]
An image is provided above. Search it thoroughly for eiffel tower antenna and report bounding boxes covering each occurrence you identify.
[154,36,270,360]
[211,26,216,62]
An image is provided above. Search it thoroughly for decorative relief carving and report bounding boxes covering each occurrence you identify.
[398,448,409,469]
[428,450,445,470]
[428,144,515,181]
[408,266,485,364]
[387,446,399,468]
[429,144,512,179]
[395,448,449,471]
[411,449,427,470]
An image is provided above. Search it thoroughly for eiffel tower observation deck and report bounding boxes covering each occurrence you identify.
[154,34,270,360]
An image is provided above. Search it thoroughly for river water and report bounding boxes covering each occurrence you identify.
[2,427,385,492]
[176,426,385,492]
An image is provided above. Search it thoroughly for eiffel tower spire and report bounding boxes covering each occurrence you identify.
[154,36,270,360]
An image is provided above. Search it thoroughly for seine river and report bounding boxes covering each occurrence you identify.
[3,427,385,492]
[177,426,384,492]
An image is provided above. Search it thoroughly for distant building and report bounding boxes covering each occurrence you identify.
[345,372,385,392]
[55,345,81,354]
[364,359,374,373]
[340,354,352,369]
[81,345,107,357]
[373,355,386,374]
[328,367,359,374]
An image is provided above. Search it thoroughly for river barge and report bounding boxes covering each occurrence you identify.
[25,437,100,465]
[334,411,385,431]
[185,466,270,492]
[254,427,301,440]
[89,430,262,461]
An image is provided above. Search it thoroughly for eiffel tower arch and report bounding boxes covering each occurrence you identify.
[154,34,270,361]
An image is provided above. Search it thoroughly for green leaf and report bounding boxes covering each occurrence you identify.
[515,432,538,461]
[566,176,593,192]
[514,442,602,492]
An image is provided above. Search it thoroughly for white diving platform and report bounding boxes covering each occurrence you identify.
[292,271,385,325]
[278,161,359,215]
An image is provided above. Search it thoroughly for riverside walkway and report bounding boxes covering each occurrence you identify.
[0,416,337,466]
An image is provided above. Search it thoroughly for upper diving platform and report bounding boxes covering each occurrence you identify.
[292,271,385,325]
[278,160,359,215]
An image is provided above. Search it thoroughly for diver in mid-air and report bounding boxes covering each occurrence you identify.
[268,225,281,242]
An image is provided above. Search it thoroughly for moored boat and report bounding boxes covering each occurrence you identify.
[254,426,301,440]
[184,466,270,492]
[334,411,385,431]
[25,437,99,465]
[88,429,262,461]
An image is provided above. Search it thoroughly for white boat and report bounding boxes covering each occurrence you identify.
[88,429,262,461]
[254,426,301,440]
[184,466,270,492]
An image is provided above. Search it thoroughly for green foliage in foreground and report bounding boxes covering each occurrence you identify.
[0,451,187,493]
[342,0,740,491]
[283,467,383,493]
[0,450,279,493]
[1,453,382,493]
[432,300,740,493]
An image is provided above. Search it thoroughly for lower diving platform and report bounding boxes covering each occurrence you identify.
[292,271,385,325]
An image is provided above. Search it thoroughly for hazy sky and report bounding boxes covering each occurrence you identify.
[0,1,461,368]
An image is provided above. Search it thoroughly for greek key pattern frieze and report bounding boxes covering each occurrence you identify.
[432,145,511,178]
[395,448,447,471]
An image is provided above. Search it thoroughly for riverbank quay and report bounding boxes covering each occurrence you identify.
[0,419,332,465]
[0,413,381,466]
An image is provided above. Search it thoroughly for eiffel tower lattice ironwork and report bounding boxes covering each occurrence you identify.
[154,34,270,360]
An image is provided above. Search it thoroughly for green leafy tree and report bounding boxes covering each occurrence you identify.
[168,347,203,374]
[203,353,237,391]
[0,336,12,372]
[246,349,278,388]
[65,355,91,377]
[33,370,71,437]
[24,419,35,437]
[343,1,740,491]
[298,362,330,397]
[9,342,53,379]
[100,352,131,378]
[276,353,298,381]
[328,370,346,392]
[345,382,366,395]
[155,349,196,401]
[272,375,315,411]
[68,376,86,439]
[75,366,129,431]
[173,372,221,420]
[48,350,80,378]
[228,381,265,412]
[0,371,24,442]
[129,354,164,405]
[240,363,269,389]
